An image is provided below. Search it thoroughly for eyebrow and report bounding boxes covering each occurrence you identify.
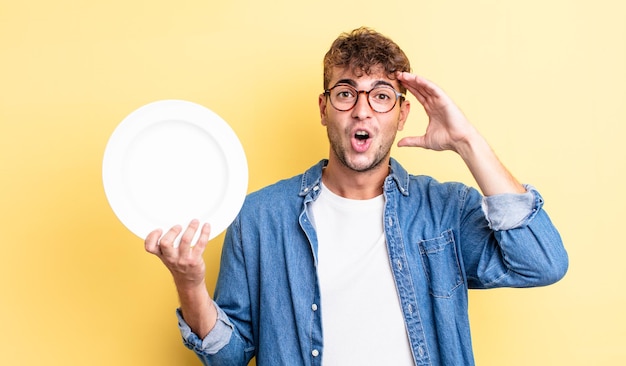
[372,80,395,88]
[332,78,396,89]
[333,79,358,88]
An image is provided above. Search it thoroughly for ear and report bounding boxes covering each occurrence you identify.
[319,93,329,126]
[396,99,411,131]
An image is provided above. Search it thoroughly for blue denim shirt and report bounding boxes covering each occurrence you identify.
[177,158,568,366]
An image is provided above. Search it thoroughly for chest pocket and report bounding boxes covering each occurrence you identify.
[418,229,464,298]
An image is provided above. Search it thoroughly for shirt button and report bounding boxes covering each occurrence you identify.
[312,349,320,357]
[396,259,403,270]
[418,345,425,357]
[311,303,318,311]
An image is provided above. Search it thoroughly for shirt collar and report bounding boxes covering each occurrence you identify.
[299,158,410,197]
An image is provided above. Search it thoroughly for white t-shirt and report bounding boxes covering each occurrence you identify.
[310,183,415,365]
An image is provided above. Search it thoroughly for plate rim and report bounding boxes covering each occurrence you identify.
[102,99,248,242]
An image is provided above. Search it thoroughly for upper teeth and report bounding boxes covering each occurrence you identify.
[355,131,369,138]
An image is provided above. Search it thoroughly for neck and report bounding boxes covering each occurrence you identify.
[322,158,389,200]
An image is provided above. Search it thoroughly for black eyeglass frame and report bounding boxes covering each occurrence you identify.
[323,84,406,113]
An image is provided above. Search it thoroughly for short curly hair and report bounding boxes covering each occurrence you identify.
[323,27,411,93]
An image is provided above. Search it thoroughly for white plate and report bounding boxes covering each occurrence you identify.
[103,100,248,244]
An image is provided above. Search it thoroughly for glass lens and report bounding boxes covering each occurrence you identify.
[329,85,357,111]
[368,86,397,113]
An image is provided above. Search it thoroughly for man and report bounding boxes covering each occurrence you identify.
[145,27,568,365]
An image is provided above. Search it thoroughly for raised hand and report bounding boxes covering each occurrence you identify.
[396,71,525,195]
[396,72,478,154]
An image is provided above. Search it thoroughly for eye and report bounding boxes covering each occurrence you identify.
[374,93,391,101]
[333,85,356,100]
[371,87,394,101]
[338,91,353,98]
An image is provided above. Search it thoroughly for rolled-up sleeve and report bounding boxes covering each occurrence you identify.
[481,184,541,231]
[177,303,234,355]
[463,184,568,289]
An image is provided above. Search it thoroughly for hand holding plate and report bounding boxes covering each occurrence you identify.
[145,219,211,288]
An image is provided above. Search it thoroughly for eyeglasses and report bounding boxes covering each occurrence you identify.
[323,84,405,113]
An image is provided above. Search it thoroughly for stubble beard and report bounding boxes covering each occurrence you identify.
[327,129,393,173]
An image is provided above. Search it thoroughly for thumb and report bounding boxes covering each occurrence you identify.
[397,135,427,148]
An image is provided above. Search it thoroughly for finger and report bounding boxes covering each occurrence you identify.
[397,72,429,104]
[192,223,212,256]
[399,72,440,97]
[411,76,453,106]
[397,135,427,148]
[397,71,428,90]
[178,219,200,251]
[145,229,163,255]
[413,76,436,96]
[159,224,183,256]
[411,89,428,105]
[396,71,419,82]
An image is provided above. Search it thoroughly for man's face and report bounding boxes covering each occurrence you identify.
[319,66,410,173]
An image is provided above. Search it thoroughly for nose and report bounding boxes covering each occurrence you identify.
[351,90,373,119]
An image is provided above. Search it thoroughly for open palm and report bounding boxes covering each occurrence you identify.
[396,72,476,153]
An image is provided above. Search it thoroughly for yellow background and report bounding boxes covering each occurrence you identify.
[1,0,624,365]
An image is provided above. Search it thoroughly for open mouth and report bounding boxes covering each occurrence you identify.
[351,130,372,153]
[354,130,370,141]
